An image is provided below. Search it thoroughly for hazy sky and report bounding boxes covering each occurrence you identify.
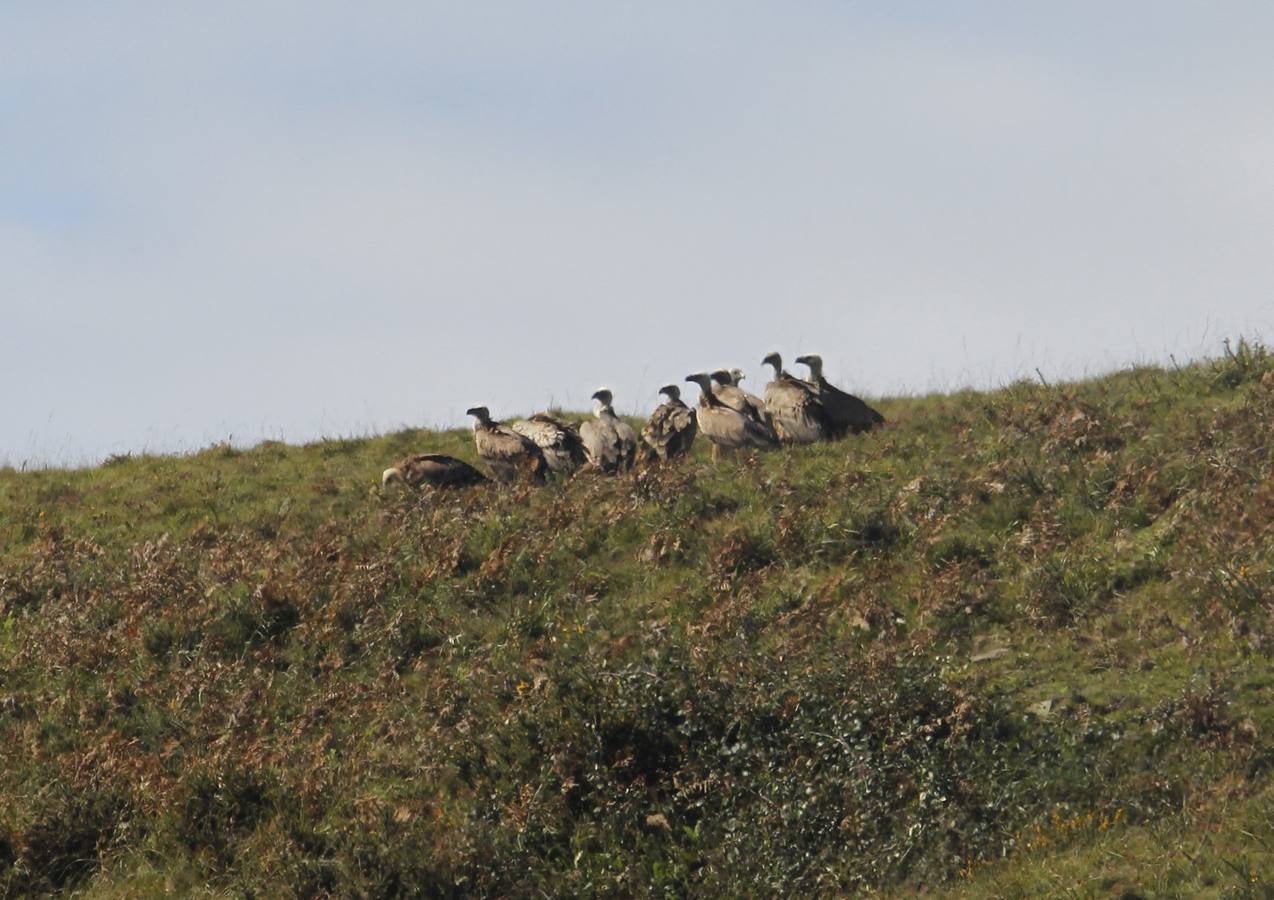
[5,3,1273,466]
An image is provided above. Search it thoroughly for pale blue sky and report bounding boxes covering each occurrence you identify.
[4,3,1273,466]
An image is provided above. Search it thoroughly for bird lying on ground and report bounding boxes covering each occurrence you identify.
[382,453,489,489]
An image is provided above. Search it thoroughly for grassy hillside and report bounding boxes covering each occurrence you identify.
[2,341,1272,897]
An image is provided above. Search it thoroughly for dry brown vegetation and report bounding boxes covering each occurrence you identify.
[1,340,1273,896]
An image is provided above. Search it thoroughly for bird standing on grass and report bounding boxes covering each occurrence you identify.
[685,372,779,461]
[729,367,768,419]
[709,369,772,430]
[794,353,885,436]
[580,388,638,474]
[465,406,549,483]
[640,384,697,462]
[761,352,831,444]
[512,413,587,476]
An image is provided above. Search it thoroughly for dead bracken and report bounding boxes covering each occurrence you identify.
[1,340,1272,895]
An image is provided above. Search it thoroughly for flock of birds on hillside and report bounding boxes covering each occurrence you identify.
[381,352,885,489]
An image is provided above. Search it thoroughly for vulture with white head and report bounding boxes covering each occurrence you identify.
[709,369,772,428]
[512,412,587,475]
[465,406,549,483]
[382,454,488,489]
[640,384,697,462]
[794,354,885,436]
[761,351,831,444]
[580,388,638,474]
[685,372,779,460]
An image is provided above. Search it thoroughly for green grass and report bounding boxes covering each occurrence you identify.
[1,340,1272,897]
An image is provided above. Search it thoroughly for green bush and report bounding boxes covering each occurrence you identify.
[2,785,129,894]
[418,645,1091,896]
[929,530,994,570]
[1025,552,1115,625]
[1212,337,1270,389]
[171,768,276,864]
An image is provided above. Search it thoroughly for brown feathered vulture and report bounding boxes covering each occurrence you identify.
[685,372,779,461]
[761,351,831,444]
[382,454,489,489]
[512,412,587,475]
[794,354,885,436]
[465,406,549,483]
[580,388,638,474]
[709,369,771,428]
[640,384,697,462]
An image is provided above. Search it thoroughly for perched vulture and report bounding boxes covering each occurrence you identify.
[580,388,638,474]
[640,384,697,462]
[709,369,772,428]
[465,406,549,483]
[685,372,779,460]
[794,354,885,436]
[761,352,831,444]
[512,412,587,475]
[382,454,488,489]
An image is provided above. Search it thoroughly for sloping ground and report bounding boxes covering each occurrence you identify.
[1,343,1271,897]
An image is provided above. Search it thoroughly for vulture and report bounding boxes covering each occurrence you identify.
[465,406,549,483]
[761,352,831,444]
[512,412,587,475]
[640,384,697,462]
[382,453,488,489]
[794,354,885,436]
[685,372,779,460]
[580,388,638,474]
[709,369,771,427]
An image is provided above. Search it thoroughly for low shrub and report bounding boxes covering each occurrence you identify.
[2,785,130,894]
